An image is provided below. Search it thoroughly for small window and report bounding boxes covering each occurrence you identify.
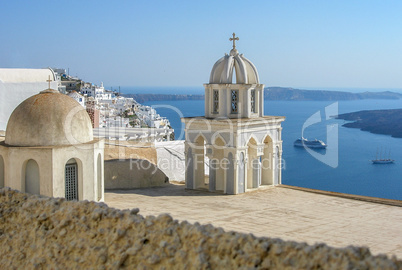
[231,90,239,114]
[213,89,219,114]
[65,162,78,201]
[251,89,256,113]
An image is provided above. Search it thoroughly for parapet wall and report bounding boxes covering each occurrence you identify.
[104,159,168,189]
[0,188,400,269]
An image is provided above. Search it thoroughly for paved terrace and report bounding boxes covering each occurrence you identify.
[105,184,402,259]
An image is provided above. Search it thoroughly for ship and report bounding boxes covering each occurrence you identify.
[294,137,327,149]
[371,159,394,164]
[371,148,394,164]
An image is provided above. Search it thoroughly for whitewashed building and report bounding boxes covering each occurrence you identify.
[80,82,114,100]
[67,90,85,108]
[136,105,171,129]
[182,34,285,194]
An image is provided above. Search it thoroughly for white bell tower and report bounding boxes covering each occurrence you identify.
[182,33,285,195]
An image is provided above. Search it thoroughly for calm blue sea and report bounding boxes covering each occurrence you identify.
[141,98,402,200]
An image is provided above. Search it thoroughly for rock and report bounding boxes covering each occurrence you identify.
[0,188,401,269]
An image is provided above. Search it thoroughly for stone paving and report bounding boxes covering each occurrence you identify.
[105,184,402,259]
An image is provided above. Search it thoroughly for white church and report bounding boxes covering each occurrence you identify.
[0,79,104,201]
[182,34,285,194]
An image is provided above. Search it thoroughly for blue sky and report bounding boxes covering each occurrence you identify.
[1,0,402,90]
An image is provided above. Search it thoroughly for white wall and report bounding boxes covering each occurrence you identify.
[0,80,58,131]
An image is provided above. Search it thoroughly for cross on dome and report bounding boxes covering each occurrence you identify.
[41,75,58,93]
[229,33,239,49]
[46,75,52,89]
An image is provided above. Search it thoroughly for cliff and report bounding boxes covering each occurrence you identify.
[336,109,402,138]
[0,188,401,269]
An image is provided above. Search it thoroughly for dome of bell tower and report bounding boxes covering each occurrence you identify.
[209,33,260,84]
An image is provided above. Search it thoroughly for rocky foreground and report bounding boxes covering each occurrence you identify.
[0,188,401,269]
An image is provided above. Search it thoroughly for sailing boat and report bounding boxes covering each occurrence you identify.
[371,148,395,164]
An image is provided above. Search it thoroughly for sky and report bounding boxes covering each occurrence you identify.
[1,0,402,91]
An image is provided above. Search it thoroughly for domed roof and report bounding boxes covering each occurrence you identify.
[209,35,260,84]
[5,89,93,147]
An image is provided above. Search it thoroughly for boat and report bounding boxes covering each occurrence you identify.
[371,159,394,164]
[294,137,327,149]
[371,148,395,164]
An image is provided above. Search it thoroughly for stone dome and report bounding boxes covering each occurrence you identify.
[5,89,93,147]
[209,48,260,84]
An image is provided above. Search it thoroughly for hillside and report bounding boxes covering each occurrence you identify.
[336,109,402,138]
[123,87,402,102]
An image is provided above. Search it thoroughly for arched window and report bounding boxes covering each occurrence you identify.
[212,136,225,191]
[186,148,193,189]
[238,152,245,193]
[247,137,259,189]
[262,135,274,185]
[250,89,256,113]
[212,89,219,114]
[226,152,234,194]
[25,159,40,194]
[231,90,239,114]
[65,158,78,200]
[194,135,207,189]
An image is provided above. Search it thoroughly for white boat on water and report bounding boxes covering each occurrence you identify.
[294,137,327,149]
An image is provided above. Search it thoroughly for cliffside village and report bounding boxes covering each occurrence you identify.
[53,68,174,142]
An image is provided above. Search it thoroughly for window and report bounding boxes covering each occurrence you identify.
[251,89,256,113]
[65,161,78,201]
[231,90,239,113]
[213,90,219,113]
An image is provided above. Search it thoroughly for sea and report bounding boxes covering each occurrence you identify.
[122,87,402,200]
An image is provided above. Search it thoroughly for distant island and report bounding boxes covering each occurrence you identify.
[123,87,402,102]
[265,87,402,101]
[336,109,402,138]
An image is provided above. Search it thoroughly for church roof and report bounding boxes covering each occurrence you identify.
[209,34,260,84]
[0,68,55,83]
[5,89,93,147]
